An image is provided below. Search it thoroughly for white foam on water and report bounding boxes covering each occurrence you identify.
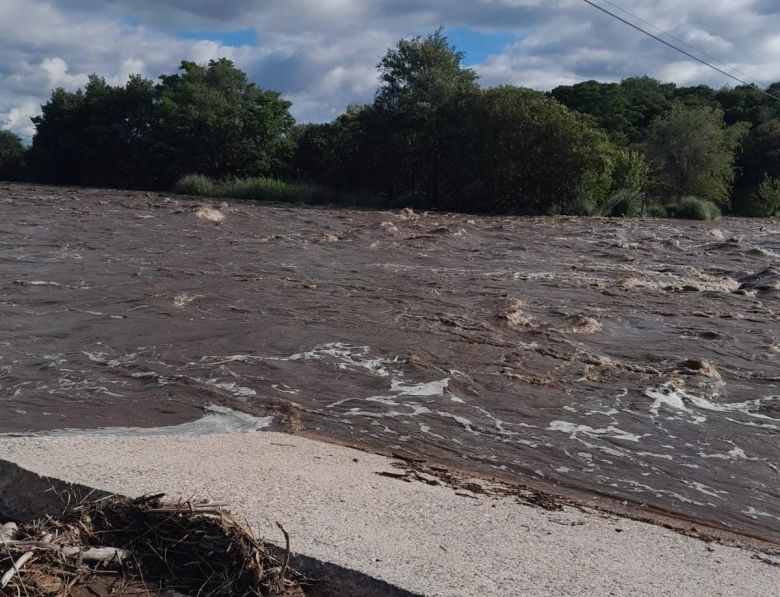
[436,411,477,434]
[286,343,395,377]
[647,382,779,427]
[197,379,257,399]
[686,480,726,498]
[271,383,299,395]
[646,384,706,423]
[742,507,780,521]
[20,280,61,286]
[0,405,272,437]
[698,446,751,460]
[390,377,449,396]
[547,420,643,442]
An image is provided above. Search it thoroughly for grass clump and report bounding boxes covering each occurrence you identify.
[172,173,216,196]
[220,176,321,203]
[644,202,668,218]
[173,174,376,207]
[667,196,721,220]
[601,189,643,217]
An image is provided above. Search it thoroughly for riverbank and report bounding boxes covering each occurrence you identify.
[1,430,777,596]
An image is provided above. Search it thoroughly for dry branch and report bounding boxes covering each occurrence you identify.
[0,494,303,596]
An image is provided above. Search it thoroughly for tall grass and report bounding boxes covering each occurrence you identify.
[173,174,376,207]
[667,196,721,220]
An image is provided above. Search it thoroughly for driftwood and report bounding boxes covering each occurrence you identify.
[0,532,51,588]
[61,546,130,562]
[0,522,18,543]
[0,494,304,596]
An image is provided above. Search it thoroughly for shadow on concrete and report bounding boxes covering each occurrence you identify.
[0,458,421,597]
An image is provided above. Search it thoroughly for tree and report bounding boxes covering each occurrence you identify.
[27,59,296,189]
[0,130,25,181]
[672,84,719,109]
[733,119,780,214]
[448,87,617,214]
[372,29,479,205]
[550,80,631,142]
[154,59,295,186]
[28,75,158,187]
[644,104,746,206]
[620,76,676,142]
[715,84,779,126]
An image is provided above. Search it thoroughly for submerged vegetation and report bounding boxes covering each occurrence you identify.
[4,30,780,219]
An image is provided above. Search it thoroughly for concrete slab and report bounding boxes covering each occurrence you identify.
[1,432,777,596]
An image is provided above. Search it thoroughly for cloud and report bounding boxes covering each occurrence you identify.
[2,0,780,141]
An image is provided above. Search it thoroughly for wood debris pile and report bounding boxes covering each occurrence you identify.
[0,494,303,596]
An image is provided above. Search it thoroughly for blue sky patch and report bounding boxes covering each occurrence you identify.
[445,27,517,65]
[176,28,257,47]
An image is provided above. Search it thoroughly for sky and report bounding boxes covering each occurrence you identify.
[2,0,780,141]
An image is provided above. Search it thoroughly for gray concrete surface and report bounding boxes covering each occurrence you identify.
[1,432,777,596]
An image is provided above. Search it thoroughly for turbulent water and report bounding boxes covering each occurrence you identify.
[1,183,778,542]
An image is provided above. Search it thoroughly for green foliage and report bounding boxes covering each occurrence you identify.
[601,189,643,217]
[218,177,320,203]
[17,29,780,220]
[715,85,780,126]
[27,60,294,189]
[0,130,25,181]
[732,119,780,213]
[370,29,480,206]
[667,196,721,220]
[155,59,294,185]
[747,176,780,216]
[173,174,217,196]
[551,81,631,143]
[644,104,745,206]
[551,77,676,143]
[645,202,668,218]
[441,86,618,214]
[173,174,373,206]
[610,149,649,195]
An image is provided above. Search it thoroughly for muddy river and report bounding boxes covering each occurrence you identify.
[1,183,778,542]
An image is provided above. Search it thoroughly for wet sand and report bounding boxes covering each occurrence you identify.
[0,182,778,542]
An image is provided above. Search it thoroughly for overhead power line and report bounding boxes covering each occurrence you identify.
[598,0,763,87]
[578,0,780,102]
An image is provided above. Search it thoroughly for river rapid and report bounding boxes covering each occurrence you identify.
[1,183,778,542]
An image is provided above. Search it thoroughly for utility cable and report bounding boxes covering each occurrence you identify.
[579,0,780,102]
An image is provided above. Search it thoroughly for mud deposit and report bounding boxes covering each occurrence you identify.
[1,183,778,542]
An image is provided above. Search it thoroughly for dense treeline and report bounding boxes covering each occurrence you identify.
[3,30,780,218]
[17,59,294,190]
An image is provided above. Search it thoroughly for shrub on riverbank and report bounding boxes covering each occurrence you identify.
[667,196,721,220]
[174,174,375,206]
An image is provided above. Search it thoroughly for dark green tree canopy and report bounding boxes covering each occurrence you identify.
[27,59,295,189]
[376,29,478,110]
[0,130,25,181]
[644,104,746,205]
[14,30,780,219]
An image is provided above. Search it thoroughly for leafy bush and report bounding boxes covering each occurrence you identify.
[602,189,643,217]
[173,174,216,196]
[645,202,668,218]
[644,104,745,206]
[173,174,374,207]
[454,86,617,214]
[0,130,25,181]
[751,176,780,216]
[610,149,649,196]
[667,196,721,220]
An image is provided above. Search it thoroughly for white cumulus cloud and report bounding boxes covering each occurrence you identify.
[1,0,780,141]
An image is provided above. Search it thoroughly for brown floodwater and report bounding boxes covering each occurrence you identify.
[1,183,778,542]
